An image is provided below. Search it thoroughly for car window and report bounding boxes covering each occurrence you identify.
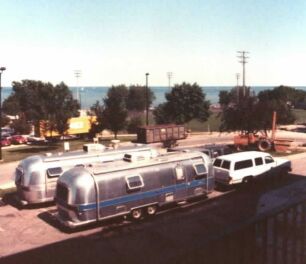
[265,156,274,164]
[221,160,231,170]
[255,157,263,166]
[234,159,253,170]
[213,158,222,168]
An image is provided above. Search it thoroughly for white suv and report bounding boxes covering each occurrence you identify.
[213,151,291,185]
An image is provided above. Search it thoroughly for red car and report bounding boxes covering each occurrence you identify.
[10,135,27,145]
[1,137,11,147]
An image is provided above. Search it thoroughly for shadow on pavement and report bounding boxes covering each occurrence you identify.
[1,173,306,264]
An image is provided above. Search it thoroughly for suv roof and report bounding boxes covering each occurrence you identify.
[216,151,270,162]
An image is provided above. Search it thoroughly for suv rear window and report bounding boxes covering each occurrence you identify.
[234,159,253,170]
[213,159,222,168]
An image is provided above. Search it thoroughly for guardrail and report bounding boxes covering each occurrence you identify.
[205,201,306,264]
[177,188,306,264]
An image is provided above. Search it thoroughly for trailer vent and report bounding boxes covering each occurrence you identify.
[83,144,106,153]
[47,167,63,178]
[123,153,150,162]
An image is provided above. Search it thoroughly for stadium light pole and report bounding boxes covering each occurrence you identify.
[145,73,149,126]
[0,67,7,161]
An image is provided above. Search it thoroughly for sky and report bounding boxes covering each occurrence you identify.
[0,0,306,87]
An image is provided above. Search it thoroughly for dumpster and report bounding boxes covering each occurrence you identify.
[137,124,187,145]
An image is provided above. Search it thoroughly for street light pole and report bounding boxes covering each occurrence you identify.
[145,73,149,126]
[0,67,7,161]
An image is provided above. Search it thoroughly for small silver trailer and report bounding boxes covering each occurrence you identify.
[56,151,214,228]
[15,144,158,205]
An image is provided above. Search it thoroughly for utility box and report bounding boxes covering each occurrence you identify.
[137,124,187,144]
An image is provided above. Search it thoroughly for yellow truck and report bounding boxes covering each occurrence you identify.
[40,116,96,139]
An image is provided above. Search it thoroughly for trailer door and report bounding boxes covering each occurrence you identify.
[174,164,188,201]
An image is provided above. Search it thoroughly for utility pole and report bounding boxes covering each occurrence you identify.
[237,51,249,96]
[145,73,149,126]
[0,67,6,161]
[167,72,173,89]
[74,70,82,108]
[236,73,240,87]
[236,73,240,103]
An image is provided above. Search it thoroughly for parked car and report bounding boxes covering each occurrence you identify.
[1,136,11,147]
[213,151,291,186]
[10,135,27,145]
[168,144,233,160]
[26,136,46,144]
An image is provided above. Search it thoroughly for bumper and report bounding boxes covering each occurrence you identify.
[16,185,53,205]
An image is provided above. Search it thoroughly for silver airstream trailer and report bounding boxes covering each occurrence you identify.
[15,144,158,205]
[56,151,214,228]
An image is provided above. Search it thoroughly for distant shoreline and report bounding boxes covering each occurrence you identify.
[3,85,306,109]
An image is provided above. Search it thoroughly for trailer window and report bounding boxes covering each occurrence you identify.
[213,159,222,168]
[175,165,185,181]
[194,163,206,175]
[193,163,207,179]
[47,167,63,178]
[234,159,253,170]
[126,175,144,190]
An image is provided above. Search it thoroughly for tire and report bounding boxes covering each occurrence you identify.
[236,144,245,151]
[146,205,157,216]
[279,168,288,180]
[131,208,143,220]
[242,176,253,184]
[258,139,272,151]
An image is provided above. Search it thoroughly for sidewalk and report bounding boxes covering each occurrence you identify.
[0,161,18,190]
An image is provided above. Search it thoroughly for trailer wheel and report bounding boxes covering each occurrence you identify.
[131,208,143,220]
[258,139,272,151]
[146,205,157,216]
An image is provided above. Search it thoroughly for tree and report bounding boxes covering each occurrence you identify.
[257,89,295,131]
[126,85,155,112]
[89,101,105,138]
[10,115,32,135]
[102,85,129,138]
[219,88,260,133]
[46,82,80,137]
[3,80,79,137]
[127,116,143,133]
[219,86,295,134]
[153,103,173,124]
[153,82,210,124]
[1,114,10,127]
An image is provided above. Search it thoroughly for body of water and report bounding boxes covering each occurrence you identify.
[3,86,306,109]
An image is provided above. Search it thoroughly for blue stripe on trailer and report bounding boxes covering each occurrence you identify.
[78,179,206,212]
